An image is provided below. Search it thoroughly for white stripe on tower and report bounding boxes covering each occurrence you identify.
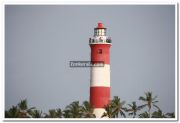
[90,64,110,87]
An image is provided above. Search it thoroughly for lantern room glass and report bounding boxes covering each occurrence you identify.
[94,28,106,36]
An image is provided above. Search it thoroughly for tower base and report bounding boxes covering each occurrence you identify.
[93,108,109,118]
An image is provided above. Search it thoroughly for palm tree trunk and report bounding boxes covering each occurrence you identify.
[148,108,151,118]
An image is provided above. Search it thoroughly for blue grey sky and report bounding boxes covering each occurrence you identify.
[5,5,175,115]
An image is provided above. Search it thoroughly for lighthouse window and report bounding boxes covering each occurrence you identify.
[102,29,105,36]
[96,29,101,36]
[98,49,102,54]
[99,29,102,36]
[95,29,106,36]
[98,29,101,35]
[97,30,99,36]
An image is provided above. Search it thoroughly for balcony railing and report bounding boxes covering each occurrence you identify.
[89,38,112,44]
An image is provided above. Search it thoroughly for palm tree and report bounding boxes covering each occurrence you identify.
[127,101,142,118]
[44,109,57,118]
[139,111,149,118]
[5,99,35,118]
[165,112,175,118]
[17,99,35,118]
[63,101,83,118]
[44,108,63,118]
[56,108,63,118]
[139,92,159,118]
[102,96,126,118]
[31,110,42,118]
[111,96,126,118]
[101,103,115,118]
[151,110,166,118]
[63,110,71,118]
[81,101,96,118]
[5,106,19,118]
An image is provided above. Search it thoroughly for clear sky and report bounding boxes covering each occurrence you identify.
[5,5,175,115]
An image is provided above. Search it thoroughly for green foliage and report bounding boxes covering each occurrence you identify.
[31,110,42,118]
[101,102,115,118]
[5,92,175,118]
[5,99,35,118]
[63,101,83,118]
[127,101,142,118]
[139,92,160,118]
[44,108,63,118]
[102,96,126,118]
[165,112,175,118]
[151,110,166,118]
[5,106,19,118]
[139,111,149,118]
[81,101,96,118]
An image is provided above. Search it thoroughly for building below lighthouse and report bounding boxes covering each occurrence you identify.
[89,23,112,118]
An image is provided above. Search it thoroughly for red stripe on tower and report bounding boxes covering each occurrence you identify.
[89,23,112,118]
[90,87,110,108]
[90,44,111,64]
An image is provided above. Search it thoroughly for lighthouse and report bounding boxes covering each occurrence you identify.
[89,23,112,118]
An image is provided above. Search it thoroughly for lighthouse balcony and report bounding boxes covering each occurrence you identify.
[89,37,112,44]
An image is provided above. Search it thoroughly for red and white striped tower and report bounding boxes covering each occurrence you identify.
[89,23,112,118]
